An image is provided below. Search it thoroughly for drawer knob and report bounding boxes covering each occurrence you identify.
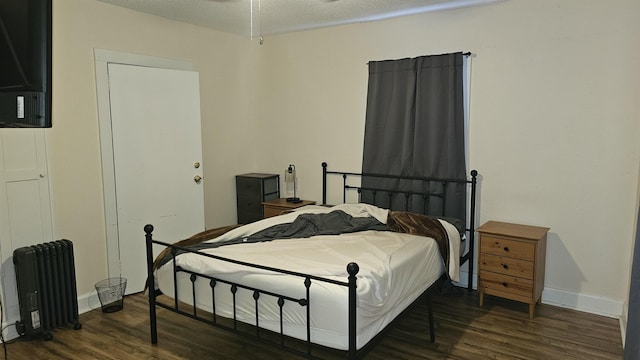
[502,264,509,270]
[502,282,508,287]
[503,246,510,252]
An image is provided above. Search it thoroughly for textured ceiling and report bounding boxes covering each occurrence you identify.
[97,0,505,38]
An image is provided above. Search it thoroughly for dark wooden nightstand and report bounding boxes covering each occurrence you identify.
[236,173,280,224]
[477,220,549,319]
[262,198,316,218]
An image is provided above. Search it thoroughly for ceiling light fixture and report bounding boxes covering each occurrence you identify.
[250,0,264,45]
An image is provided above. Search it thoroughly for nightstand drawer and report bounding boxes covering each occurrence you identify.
[479,270,533,300]
[480,253,534,280]
[480,235,535,261]
[236,177,262,197]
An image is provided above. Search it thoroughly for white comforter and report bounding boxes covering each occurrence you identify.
[156,203,461,350]
[185,203,460,282]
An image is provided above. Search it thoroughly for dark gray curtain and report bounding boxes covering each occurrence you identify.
[624,205,640,359]
[361,52,466,221]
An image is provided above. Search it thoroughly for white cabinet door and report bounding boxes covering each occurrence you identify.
[107,64,205,294]
[0,129,52,333]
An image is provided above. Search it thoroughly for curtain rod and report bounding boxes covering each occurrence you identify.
[367,52,472,65]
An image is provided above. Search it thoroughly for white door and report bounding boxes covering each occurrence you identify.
[107,64,205,294]
[0,129,52,336]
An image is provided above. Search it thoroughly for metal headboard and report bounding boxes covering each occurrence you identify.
[321,162,479,290]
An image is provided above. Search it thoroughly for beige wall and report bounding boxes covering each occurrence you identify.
[47,0,640,316]
[253,0,640,312]
[50,0,253,294]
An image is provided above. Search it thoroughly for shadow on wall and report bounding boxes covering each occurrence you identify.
[542,232,586,305]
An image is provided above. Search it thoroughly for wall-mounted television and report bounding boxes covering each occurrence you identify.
[0,0,52,128]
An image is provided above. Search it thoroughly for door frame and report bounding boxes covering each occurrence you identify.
[94,49,193,279]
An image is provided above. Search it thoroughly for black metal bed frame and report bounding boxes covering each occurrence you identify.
[145,163,479,359]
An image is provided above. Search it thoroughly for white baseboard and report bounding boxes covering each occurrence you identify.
[78,291,103,315]
[455,271,623,320]
[541,287,623,319]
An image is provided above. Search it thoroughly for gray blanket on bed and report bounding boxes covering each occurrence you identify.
[155,210,387,268]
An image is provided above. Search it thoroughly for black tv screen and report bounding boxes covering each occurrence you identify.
[0,0,52,128]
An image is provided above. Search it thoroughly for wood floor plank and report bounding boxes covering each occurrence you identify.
[3,291,623,359]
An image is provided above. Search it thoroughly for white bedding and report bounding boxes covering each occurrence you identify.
[155,204,461,350]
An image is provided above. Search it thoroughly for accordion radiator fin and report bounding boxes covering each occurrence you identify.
[13,239,82,339]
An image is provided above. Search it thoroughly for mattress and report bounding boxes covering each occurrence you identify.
[155,204,461,350]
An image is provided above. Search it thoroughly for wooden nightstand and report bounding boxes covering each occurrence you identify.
[477,221,549,319]
[262,198,316,218]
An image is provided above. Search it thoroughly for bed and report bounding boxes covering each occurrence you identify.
[145,163,479,359]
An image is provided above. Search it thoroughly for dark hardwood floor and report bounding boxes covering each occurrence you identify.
[3,291,623,359]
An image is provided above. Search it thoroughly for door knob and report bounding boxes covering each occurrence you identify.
[194,175,202,183]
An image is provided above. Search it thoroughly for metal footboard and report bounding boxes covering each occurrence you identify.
[145,224,368,359]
